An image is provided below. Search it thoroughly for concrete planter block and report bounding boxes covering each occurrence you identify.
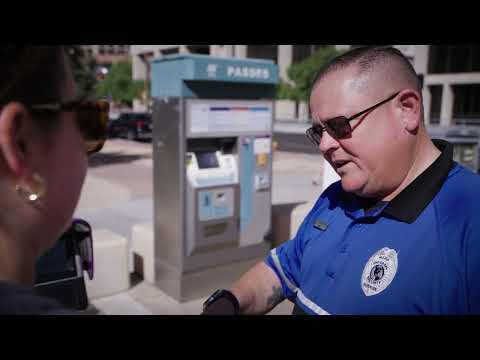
[289,158,339,241]
[290,201,315,240]
[85,229,130,300]
[132,222,155,284]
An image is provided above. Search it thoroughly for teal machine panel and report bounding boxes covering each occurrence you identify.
[151,54,278,301]
[151,54,278,98]
[240,136,255,229]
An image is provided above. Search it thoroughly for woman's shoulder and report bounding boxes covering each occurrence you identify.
[0,281,76,315]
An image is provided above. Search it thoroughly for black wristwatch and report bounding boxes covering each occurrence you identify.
[203,289,240,315]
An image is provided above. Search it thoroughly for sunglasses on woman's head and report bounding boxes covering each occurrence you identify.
[306,91,400,146]
[70,219,94,281]
[29,99,109,155]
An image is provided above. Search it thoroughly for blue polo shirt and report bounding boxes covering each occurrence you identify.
[265,140,480,315]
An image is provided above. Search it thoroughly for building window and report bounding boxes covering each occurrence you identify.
[350,45,390,49]
[161,48,179,56]
[428,45,480,74]
[246,45,278,64]
[187,45,210,55]
[292,45,339,64]
[450,46,470,73]
[472,46,480,72]
[429,85,442,124]
[292,45,312,64]
[453,84,480,125]
[314,45,327,52]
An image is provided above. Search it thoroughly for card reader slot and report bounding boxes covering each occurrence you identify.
[187,137,237,154]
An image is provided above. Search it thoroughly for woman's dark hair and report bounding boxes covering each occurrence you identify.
[0,46,70,106]
[0,46,71,131]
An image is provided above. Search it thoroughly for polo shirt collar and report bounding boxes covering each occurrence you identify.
[339,139,454,223]
[383,139,454,223]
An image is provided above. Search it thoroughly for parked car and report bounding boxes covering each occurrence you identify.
[108,112,153,141]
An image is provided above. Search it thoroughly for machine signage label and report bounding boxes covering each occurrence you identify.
[195,58,277,83]
[207,64,218,78]
[254,137,271,154]
[226,66,270,80]
[189,102,272,134]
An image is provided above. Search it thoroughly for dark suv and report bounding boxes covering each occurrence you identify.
[108,112,153,141]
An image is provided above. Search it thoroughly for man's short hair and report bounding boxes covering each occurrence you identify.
[313,46,422,93]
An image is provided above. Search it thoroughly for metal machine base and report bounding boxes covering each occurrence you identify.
[154,243,270,302]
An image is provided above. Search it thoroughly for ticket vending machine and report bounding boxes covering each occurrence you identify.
[151,55,278,301]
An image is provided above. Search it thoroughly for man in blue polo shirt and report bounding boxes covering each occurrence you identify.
[201,46,480,315]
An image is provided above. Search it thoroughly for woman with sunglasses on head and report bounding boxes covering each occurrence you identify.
[0,46,108,314]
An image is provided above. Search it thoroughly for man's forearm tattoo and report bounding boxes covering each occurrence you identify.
[266,285,284,307]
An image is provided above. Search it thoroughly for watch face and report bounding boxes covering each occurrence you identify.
[204,289,222,308]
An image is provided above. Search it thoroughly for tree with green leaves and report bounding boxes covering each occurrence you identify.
[276,46,346,102]
[95,61,144,107]
[64,45,98,99]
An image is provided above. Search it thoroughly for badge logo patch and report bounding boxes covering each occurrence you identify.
[361,247,398,296]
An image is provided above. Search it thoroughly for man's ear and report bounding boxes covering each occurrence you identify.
[396,89,422,133]
[0,102,31,179]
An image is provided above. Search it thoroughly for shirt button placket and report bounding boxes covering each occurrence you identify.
[340,222,361,253]
[326,222,359,279]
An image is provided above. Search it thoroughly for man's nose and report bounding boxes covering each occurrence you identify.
[319,130,340,155]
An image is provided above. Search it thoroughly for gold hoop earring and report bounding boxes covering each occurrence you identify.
[15,173,46,204]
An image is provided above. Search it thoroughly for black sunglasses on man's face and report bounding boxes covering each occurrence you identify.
[306,91,401,146]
